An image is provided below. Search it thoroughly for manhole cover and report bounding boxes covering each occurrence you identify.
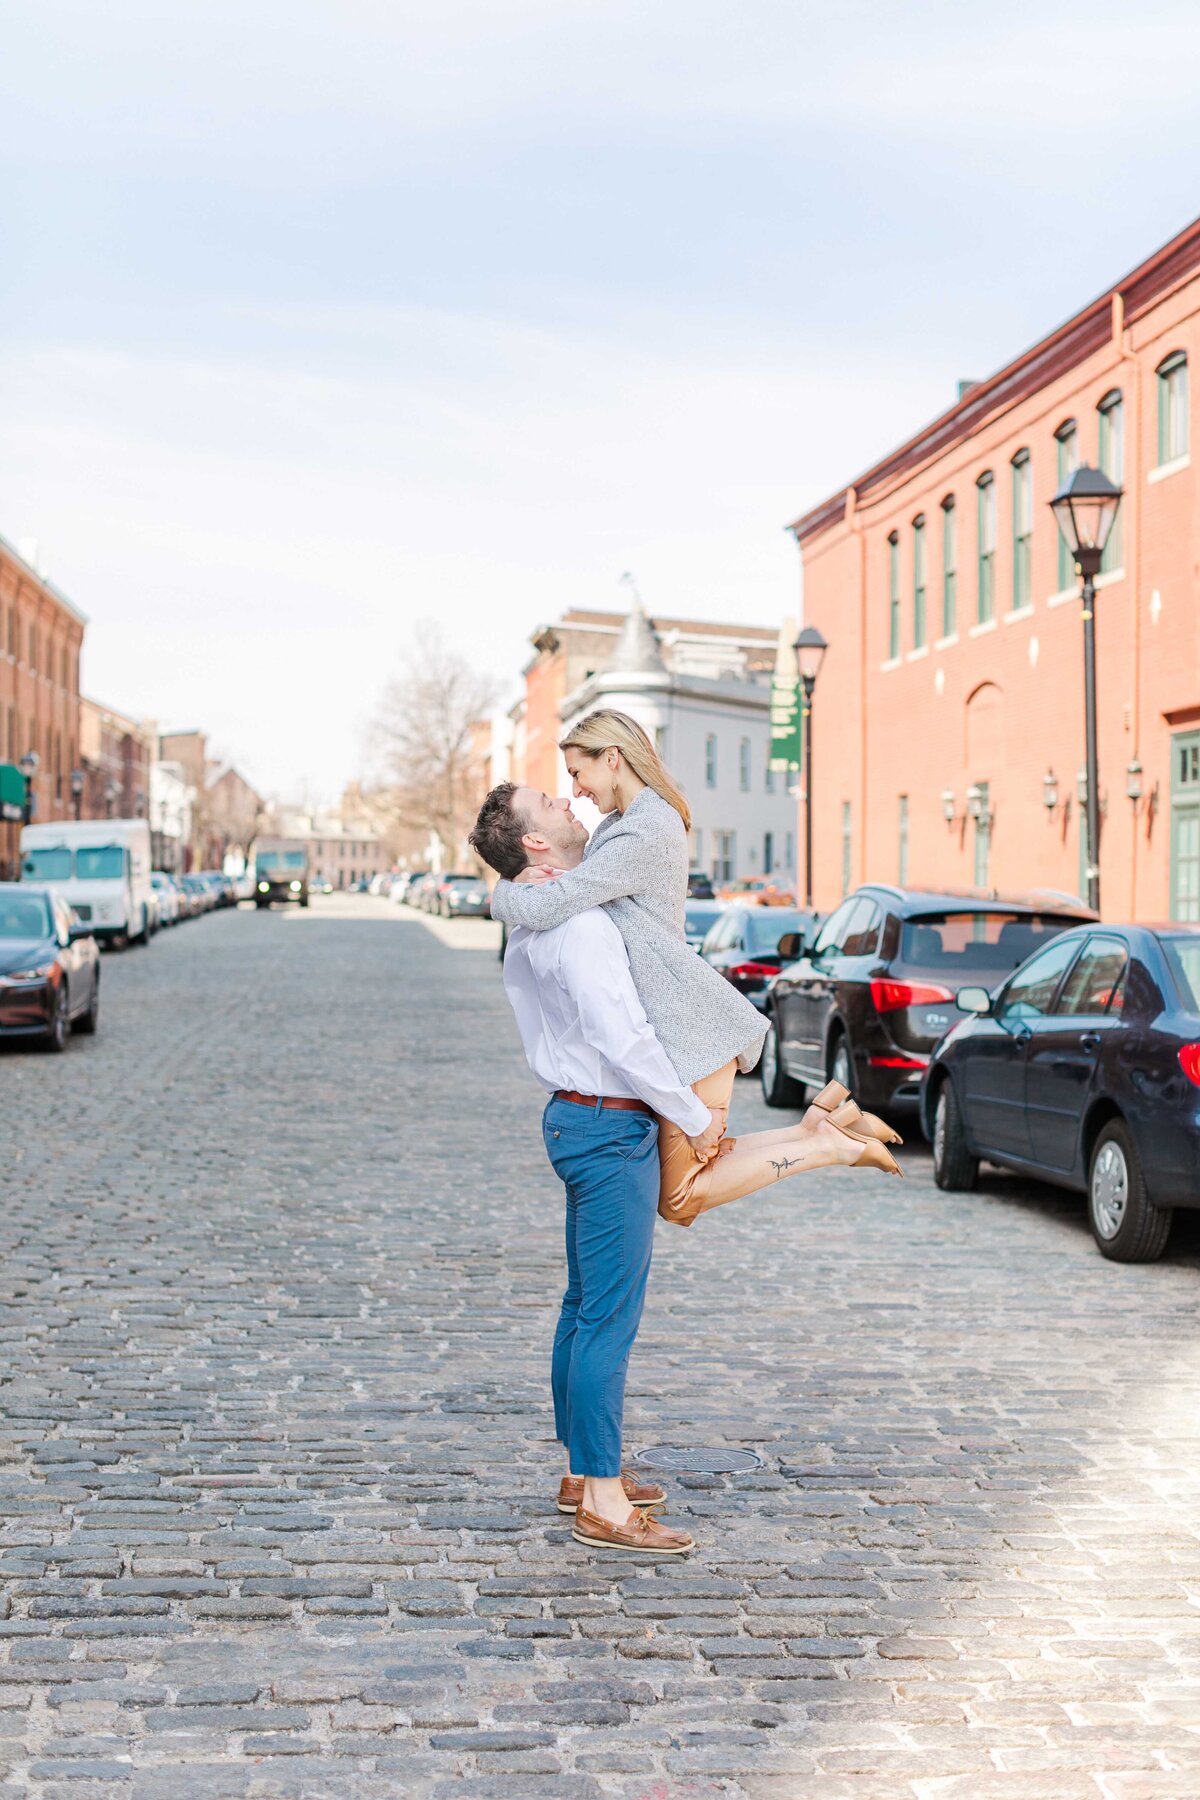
[632,1445,763,1474]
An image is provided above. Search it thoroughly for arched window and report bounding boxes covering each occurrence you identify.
[1010,449,1032,611]
[975,473,995,623]
[887,531,900,660]
[1157,351,1189,466]
[1054,419,1078,590]
[912,515,927,649]
[941,495,957,637]
[1098,390,1124,572]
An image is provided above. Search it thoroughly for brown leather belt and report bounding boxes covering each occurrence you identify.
[554,1090,654,1116]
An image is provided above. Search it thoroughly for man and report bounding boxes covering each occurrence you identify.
[469,782,719,1555]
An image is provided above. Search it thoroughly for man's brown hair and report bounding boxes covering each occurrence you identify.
[468,782,529,880]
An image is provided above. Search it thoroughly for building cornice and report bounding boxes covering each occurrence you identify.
[788,213,1200,546]
[0,533,89,626]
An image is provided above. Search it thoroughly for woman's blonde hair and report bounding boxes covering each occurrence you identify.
[559,709,692,831]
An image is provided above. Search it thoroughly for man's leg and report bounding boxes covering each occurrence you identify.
[550,1182,581,1470]
[562,1113,660,1526]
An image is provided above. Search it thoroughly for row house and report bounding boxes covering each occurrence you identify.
[0,537,86,876]
[790,214,1200,921]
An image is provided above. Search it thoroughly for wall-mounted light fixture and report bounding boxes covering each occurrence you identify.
[941,788,957,824]
[1042,769,1059,811]
[1125,758,1143,803]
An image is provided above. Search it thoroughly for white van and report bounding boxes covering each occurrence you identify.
[21,818,155,946]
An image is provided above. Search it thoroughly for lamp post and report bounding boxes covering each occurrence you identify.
[104,780,118,820]
[1049,465,1122,914]
[17,750,39,828]
[793,625,828,910]
[70,769,85,821]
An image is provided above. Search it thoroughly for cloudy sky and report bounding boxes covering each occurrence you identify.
[3,0,1198,800]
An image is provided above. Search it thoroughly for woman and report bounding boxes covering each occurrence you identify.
[489,709,901,1224]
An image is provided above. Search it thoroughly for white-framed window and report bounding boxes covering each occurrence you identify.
[941,495,956,636]
[976,472,995,622]
[1055,420,1078,590]
[1011,450,1031,610]
[840,801,852,896]
[1098,390,1124,573]
[898,794,909,885]
[712,830,736,883]
[739,737,751,792]
[1157,351,1189,465]
[887,531,900,659]
[705,733,718,788]
[912,515,926,648]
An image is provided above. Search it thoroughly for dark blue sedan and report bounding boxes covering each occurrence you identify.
[921,923,1200,1263]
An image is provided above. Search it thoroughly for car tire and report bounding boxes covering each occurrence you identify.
[759,1018,806,1109]
[45,983,70,1053]
[1088,1120,1171,1263]
[932,1080,978,1191]
[75,974,99,1036]
[829,1031,853,1095]
[300,896,310,909]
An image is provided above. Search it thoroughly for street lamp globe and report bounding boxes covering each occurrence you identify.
[70,769,84,799]
[792,625,828,690]
[18,750,39,779]
[1049,464,1123,569]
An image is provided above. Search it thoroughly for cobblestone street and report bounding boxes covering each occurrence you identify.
[3,895,1200,1798]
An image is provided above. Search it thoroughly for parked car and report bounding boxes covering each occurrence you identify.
[684,899,726,951]
[700,905,819,1012]
[150,872,180,927]
[0,883,100,1051]
[182,874,213,914]
[438,874,491,918]
[922,923,1200,1263]
[173,875,200,919]
[687,869,715,899]
[715,876,797,907]
[406,873,438,911]
[759,884,1097,1114]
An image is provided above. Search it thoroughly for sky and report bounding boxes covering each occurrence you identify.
[3,0,1199,802]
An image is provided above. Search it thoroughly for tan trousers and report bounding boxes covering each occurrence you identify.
[657,1060,828,1227]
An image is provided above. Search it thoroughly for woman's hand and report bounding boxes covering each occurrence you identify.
[513,863,564,886]
[686,1110,723,1164]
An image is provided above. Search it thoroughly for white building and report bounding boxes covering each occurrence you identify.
[149,760,193,873]
[558,605,796,885]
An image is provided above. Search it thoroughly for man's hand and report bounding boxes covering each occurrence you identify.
[513,863,564,886]
[686,1110,722,1164]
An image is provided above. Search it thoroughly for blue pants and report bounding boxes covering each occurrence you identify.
[542,1096,660,1478]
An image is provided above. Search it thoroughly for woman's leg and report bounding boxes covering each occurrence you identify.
[658,1064,888,1227]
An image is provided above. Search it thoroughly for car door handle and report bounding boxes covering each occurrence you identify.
[1080,1032,1101,1053]
[1013,1025,1033,1048]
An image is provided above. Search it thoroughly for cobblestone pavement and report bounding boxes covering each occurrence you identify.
[3,895,1200,1799]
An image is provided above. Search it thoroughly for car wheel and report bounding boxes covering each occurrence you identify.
[759,1018,806,1108]
[932,1080,978,1191]
[45,983,70,1053]
[75,972,100,1036]
[1088,1120,1171,1263]
[829,1032,853,1094]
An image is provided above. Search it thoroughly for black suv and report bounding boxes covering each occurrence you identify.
[758,884,1097,1114]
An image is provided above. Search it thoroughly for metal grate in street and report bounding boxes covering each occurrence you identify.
[632,1444,763,1473]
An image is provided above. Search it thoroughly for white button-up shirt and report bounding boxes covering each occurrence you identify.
[503,909,711,1135]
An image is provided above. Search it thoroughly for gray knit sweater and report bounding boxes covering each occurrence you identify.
[490,788,768,1086]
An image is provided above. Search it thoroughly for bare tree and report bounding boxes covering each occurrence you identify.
[369,622,497,864]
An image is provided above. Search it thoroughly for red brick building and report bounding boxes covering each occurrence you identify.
[0,537,86,877]
[790,217,1200,923]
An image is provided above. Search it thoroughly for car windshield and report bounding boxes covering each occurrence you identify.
[75,847,126,881]
[0,895,52,939]
[900,911,1075,975]
[1160,934,1200,1011]
[22,847,72,880]
[259,851,306,869]
[685,906,719,935]
[745,910,804,953]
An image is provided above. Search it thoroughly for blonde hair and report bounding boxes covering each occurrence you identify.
[559,709,692,831]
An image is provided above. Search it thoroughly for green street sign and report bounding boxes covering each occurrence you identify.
[0,763,25,823]
[768,676,803,772]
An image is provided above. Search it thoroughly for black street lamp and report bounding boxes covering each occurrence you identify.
[793,625,828,910]
[104,780,118,819]
[1049,464,1123,913]
[70,768,85,820]
[17,750,39,828]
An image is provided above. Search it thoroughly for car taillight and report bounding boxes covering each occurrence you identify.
[727,961,779,981]
[1179,1044,1200,1087]
[870,978,953,1013]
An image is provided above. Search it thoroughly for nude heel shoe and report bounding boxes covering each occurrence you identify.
[809,1080,903,1147]
[848,1135,904,1178]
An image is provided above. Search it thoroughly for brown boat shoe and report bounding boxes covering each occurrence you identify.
[557,1471,666,1515]
[571,1504,693,1555]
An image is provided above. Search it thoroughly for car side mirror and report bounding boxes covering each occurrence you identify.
[68,923,94,941]
[956,985,991,1015]
[776,931,803,961]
